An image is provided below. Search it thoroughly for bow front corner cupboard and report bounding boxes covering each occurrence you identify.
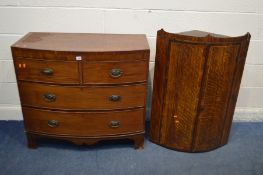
[150,30,250,152]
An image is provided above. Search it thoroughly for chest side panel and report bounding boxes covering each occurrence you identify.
[149,32,170,142]
[160,41,207,150]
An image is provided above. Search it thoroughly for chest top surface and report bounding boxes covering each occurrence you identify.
[12,32,149,52]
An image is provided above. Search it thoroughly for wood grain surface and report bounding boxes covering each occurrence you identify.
[160,42,207,150]
[12,32,149,52]
[193,45,240,151]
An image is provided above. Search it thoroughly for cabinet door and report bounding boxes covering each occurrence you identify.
[193,44,240,151]
[160,41,207,151]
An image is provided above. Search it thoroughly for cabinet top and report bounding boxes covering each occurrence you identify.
[12,32,149,52]
[178,30,229,38]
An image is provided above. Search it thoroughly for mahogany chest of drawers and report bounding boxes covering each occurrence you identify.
[11,32,149,149]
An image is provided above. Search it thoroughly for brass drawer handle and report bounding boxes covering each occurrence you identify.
[110,68,122,78]
[109,95,121,102]
[41,68,54,76]
[43,93,56,102]
[48,120,59,127]
[109,121,120,128]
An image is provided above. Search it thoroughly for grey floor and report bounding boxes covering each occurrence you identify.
[0,121,262,175]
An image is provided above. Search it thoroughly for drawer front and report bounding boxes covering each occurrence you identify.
[23,107,144,136]
[19,82,146,110]
[14,59,79,84]
[83,60,148,84]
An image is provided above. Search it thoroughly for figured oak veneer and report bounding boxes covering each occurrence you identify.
[12,32,149,149]
[150,29,250,152]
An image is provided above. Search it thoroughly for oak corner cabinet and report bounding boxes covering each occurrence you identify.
[150,29,251,152]
[11,32,150,149]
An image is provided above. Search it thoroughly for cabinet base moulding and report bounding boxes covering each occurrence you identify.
[26,132,145,149]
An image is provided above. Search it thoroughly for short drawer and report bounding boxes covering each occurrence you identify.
[83,60,148,84]
[19,82,146,110]
[14,58,79,84]
[23,107,144,136]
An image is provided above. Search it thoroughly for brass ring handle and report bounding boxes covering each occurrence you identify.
[110,68,122,78]
[43,93,56,102]
[48,120,59,127]
[41,68,54,76]
[109,95,121,102]
[109,121,120,128]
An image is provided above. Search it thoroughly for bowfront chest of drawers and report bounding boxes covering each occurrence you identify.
[11,32,149,149]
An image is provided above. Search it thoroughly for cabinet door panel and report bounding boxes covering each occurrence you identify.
[160,41,206,150]
[194,45,240,151]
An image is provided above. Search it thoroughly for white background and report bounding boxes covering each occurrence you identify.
[0,0,263,120]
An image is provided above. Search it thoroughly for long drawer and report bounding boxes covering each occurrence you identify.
[19,82,146,110]
[23,107,144,136]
